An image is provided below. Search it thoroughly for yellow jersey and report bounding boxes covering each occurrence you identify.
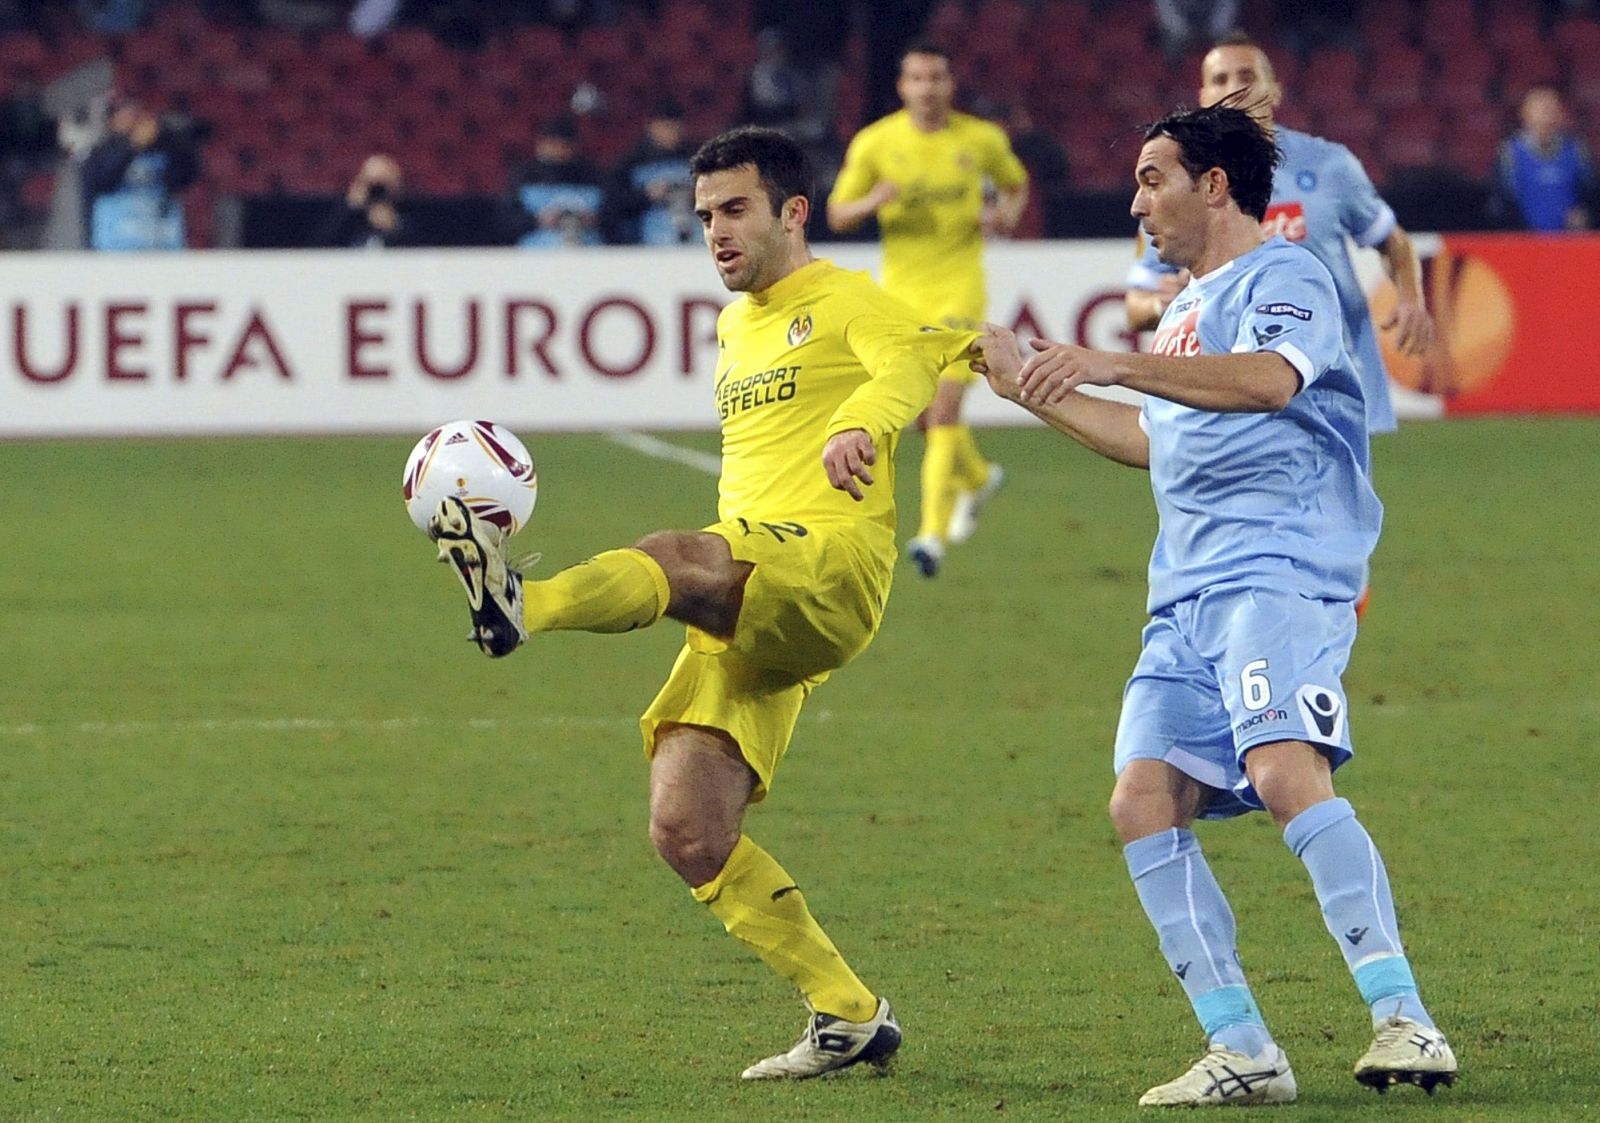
[714,258,976,559]
[829,109,1028,325]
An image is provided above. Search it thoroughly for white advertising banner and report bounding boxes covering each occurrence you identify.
[0,240,1423,438]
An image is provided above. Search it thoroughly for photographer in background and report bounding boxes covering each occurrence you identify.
[320,153,407,248]
[501,117,604,248]
[81,98,201,250]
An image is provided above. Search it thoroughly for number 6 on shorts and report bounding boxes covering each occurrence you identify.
[1241,658,1272,712]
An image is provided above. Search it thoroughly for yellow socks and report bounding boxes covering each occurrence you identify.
[950,424,991,492]
[918,424,962,542]
[523,548,670,635]
[692,835,878,1022]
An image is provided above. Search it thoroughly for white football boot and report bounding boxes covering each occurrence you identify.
[1137,1042,1297,1107]
[1354,1017,1457,1094]
[427,496,528,658]
[946,463,1005,545]
[740,998,902,1080]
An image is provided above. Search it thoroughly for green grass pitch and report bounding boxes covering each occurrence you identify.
[1,419,1596,1120]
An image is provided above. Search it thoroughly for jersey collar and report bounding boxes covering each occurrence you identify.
[748,258,830,307]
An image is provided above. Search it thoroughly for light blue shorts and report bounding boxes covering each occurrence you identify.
[1113,585,1358,819]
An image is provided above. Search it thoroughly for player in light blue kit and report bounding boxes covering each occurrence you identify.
[1125,35,1433,441]
[973,101,1457,1107]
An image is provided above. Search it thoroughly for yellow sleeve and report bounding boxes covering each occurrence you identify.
[828,129,880,206]
[986,124,1028,190]
[827,316,980,440]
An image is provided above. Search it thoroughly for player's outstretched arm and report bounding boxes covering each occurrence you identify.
[1375,226,1434,357]
[973,328,1149,468]
[826,181,899,233]
[1019,340,1298,415]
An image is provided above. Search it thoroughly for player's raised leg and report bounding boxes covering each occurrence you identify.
[649,724,900,1079]
[430,503,746,657]
[1247,741,1457,1095]
[1112,761,1296,1107]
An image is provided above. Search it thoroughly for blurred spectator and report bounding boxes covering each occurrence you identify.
[502,116,604,248]
[0,80,55,161]
[0,79,56,230]
[348,0,402,38]
[1496,86,1596,231]
[78,0,149,33]
[531,0,623,33]
[1274,0,1357,55]
[743,28,808,133]
[603,99,697,245]
[1154,0,1239,56]
[319,154,408,248]
[81,99,201,250]
[256,0,342,32]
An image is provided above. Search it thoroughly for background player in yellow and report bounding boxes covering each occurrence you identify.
[428,126,977,1080]
[827,42,1028,578]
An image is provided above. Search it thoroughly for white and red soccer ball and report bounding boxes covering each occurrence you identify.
[402,419,538,535]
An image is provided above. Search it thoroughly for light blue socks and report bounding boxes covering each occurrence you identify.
[1126,828,1274,1055]
[1284,797,1435,1028]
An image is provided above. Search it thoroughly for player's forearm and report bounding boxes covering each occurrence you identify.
[1028,393,1150,468]
[827,374,937,441]
[1378,227,1425,305]
[1124,289,1165,332]
[994,185,1028,231]
[827,196,877,233]
[1113,351,1298,413]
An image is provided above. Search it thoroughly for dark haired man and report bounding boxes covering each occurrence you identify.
[1126,36,1431,444]
[829,42,1028,577]
[429,125,977,1079]
[975,103,1456,1106]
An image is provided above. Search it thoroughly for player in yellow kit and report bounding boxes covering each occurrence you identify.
[827,42,1028,577]
[428,126,976,1080]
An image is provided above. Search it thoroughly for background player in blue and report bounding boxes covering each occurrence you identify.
[1125,34,1433,438]
[972,102,1457,1107]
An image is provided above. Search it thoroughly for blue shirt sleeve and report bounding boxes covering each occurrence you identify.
[1329,142,1396,248]
[1230,254,1345,390]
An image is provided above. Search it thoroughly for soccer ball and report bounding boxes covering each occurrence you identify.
[402,419,538,536]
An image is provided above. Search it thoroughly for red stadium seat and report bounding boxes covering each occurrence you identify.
[1367,47,1428,110]
[1315,106,1380,153]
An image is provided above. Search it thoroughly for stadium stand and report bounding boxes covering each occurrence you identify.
[2,0,1596,246]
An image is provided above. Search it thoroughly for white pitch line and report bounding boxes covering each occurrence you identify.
[608,430,721,476]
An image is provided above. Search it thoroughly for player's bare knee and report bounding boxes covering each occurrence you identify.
[1109,784,1167,843]
[648,811,737,884]
[1110,762,1203,841]
[1244,740,1334,824]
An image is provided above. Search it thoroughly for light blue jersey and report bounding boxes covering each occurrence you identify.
[1142,236,1382,616]
[1128,126,1399,433]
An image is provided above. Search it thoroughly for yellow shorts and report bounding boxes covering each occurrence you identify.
[639,517,891,801]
